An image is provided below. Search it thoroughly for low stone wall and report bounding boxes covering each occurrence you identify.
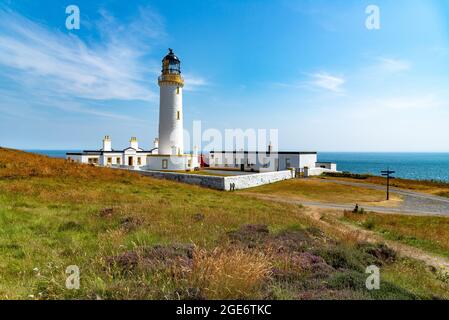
[134,169,294,191]
[223,170,294,191]
[304,167,339,177]
[136,170,225,190]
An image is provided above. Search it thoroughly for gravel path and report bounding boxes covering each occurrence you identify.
[317,179,449,216]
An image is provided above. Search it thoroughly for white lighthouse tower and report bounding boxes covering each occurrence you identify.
[158,48,184,155]
[145,49,199,171]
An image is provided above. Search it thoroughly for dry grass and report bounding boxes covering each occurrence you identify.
[242,179,395,205]
[187,247,272,299]
[0,147,133,181]
[320,174,449,197]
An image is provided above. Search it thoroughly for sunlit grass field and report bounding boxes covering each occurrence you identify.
[320,172,449,198]
[343,211,449,258]
[241,179,399,205]
[1,147,448,300]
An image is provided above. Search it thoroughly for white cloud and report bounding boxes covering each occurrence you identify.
[376,57,411,73]
[0,8,161,102]
[309,72,345,93]
[183,74,208,92]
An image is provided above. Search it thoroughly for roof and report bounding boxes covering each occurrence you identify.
[209,151,317,155]
[66,147,157,156]
[162,48,180,63]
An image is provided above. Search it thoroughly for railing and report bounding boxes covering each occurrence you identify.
[158,74,184,85]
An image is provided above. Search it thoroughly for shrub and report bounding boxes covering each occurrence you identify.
[314,245,366,271]
[188,247,272,299]
[322,172,371,180]
[362,218,376,230]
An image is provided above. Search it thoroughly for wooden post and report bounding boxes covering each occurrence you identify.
[381,169,395,201]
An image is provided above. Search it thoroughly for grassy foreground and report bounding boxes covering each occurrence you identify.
[343,212,449,259]
[1,147,448,300]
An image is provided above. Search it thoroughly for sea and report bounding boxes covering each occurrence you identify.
[26,150,449,182]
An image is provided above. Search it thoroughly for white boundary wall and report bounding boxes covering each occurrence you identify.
[304,167,340,177]
[223,170,294,191]
[134,170,295,191]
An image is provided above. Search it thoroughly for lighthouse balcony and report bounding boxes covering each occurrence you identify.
[158,74,184,86]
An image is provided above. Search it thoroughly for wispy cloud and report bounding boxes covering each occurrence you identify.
[376,57,411,73]
[0,8,162,103]
[183,74,208,92]
[308,72,345,93]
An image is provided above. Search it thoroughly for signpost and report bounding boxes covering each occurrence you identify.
[381,169,395,200]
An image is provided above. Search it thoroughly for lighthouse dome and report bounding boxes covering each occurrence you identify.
[162,48,181,75]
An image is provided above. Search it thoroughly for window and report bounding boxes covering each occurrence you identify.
[177,111,180,120]
[107,157,112,164]
[162,159,168,169]
[176,87,180,94]
[285,158,291,168]
[188,160,192,167]
[117,157,121,165]
[137,157,142,165]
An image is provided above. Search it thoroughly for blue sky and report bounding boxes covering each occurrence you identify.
[0,0,448,151]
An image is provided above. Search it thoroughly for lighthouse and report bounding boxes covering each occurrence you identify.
[158,48,184,155]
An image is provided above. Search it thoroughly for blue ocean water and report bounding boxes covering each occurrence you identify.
[27,150,79,159]
[319,152,449,182]
[26,150,449,182]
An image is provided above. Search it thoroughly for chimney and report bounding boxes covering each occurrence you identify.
[130,137,139,150]
[103,136,112,151]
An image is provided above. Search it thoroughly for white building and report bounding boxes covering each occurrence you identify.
[66,136,157,169]
[207,150,316,171]
[67,49,200,172]
[67,48,335,176]
[144,48,200,171]
[207,151,337,176]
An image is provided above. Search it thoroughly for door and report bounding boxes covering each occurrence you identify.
[128,157,133,166]
[240,164,245,171]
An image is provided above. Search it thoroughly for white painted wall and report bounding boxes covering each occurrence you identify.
[136,169,294,191]
[316,162,337,171]
[208,152,318,172]
[299,154,318,169]
[158,84,183,155]
[146,155,199,171]
[304,167,339,177]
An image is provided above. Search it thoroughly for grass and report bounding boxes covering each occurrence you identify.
[322,172,449,198]
[242,179,398,205]
[343,211,449,258]
[1,147,449,300]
